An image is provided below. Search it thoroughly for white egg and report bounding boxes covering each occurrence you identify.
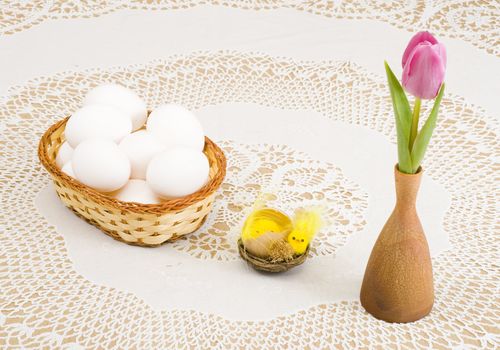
[72,139,131,192]
[56,141,73,168]
[146,148,209,198]
[84,83,147,131]
[112,179,161,204]
[61,161,75,178]
[118,130,166,180]
[146,104,205,151]
[65,104,132,148]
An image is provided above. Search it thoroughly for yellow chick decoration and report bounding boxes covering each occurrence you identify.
[241,206,292,258]
[287,208,322,255]
[240,194,322,262]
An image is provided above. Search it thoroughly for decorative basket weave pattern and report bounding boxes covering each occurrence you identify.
[237,239,309,273]
[38,117,226,247]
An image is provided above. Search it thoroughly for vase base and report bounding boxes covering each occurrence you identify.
[360,297,433,323]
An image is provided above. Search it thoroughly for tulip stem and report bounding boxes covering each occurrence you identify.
[410,97,421,148]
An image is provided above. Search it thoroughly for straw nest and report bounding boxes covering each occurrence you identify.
[237,238,309,273]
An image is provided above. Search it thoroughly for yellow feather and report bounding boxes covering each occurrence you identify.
[287,208,323,255]
[240,196,292,258]
[240,194,323,258]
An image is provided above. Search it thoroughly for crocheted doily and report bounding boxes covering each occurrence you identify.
[172,141,368,261]
[0,0,498,56]
[1,52,498,349]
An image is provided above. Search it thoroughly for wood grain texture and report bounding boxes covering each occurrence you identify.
[360,165,434,323]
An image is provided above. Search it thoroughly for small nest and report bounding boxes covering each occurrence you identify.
[237,238,309,273]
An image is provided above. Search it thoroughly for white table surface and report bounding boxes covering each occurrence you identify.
[1,1,498,349]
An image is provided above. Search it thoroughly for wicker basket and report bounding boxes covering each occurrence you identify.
[237,239,309,273]
[38,117,226,247]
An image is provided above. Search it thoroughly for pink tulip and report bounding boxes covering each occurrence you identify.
[402,31,439,68]
[401,32,446,99]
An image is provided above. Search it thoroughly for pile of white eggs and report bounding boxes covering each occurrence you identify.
[56,84,210,204]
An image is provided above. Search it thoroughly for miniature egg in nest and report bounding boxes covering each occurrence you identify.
[65,105,132,148]
[72,139,131,192]
[118,130,166,180]
[84,83,147,131]
[112,179,161,204]
[55,141,73,168]
[146,148,209,198]
[146,104,205,151]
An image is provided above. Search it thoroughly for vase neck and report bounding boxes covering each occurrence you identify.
[394,165,422,210]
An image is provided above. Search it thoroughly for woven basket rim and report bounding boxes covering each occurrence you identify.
[38,117,226,214]
[237,238,309,273]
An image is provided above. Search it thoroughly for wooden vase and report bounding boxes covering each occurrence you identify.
[360,165,434,323]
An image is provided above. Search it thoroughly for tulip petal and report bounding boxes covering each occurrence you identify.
[435,42,447,67]
[402,42,446,99]
[402,31,438,68]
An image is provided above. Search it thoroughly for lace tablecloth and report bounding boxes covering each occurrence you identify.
[1,2,499,349]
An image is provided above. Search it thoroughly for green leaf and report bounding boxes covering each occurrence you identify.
[411,83,445,173]
[384,61,413,173]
